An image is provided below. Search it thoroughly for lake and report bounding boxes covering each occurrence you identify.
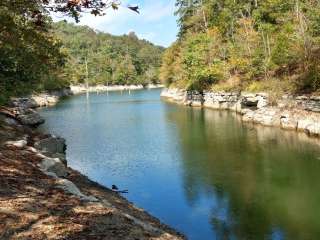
[39,89,320,240]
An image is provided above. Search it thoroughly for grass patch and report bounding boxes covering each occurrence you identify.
[245,78,295,94]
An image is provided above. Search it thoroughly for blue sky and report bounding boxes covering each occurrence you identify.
[54,0,178,47]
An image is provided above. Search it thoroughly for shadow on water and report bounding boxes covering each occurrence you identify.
[165,105,320,240]
[39,90,320,240]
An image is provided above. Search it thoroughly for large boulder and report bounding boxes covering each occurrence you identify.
[39,157,68,177]
[241,93,259,108]
[50,153,67,166]
[161,88,188,104]
[297,117,320,136]
[257,96,269,109]
[186,91,203,107]
[46,96,59,106]
[9,98,39,109]
[30,95,48,107]
[280,112,298,130]
[298,98,320,112]
[203,91,240,110]
[16,108,45,127]
[4,140,27,148]
[252,108,280,126]
[56,178,98,202]
[241,109,255,122]
[297,119,314,131]
[34,136,66,155]
[241,93,269,109]
[305,124,320,136]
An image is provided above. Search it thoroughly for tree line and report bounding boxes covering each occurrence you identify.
[0,0,163,104]
[160,0,320,95]
[54,21,164,88]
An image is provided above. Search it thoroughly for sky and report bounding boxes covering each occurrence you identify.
[53,0,178,47]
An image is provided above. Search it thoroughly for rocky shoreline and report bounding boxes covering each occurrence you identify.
[161,88,320,137]
[8,84,164,110]
[70,84,164,94]
[0,92,183,239]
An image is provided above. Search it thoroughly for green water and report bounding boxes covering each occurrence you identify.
[39,89,320,240]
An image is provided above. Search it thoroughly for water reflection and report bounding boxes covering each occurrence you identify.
[165,105,320,239]
[39,91,320,240]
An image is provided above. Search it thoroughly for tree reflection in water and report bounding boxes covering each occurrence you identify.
[165,105,320,240]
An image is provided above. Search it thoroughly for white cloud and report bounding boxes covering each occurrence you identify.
[52,0,178,47]
[77,6,135,32]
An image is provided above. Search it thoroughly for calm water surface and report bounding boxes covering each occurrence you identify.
[39,89,320,240]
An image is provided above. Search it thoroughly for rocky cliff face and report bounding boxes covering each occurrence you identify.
[161,88,320,137]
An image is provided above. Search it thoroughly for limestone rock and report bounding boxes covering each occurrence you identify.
[191,101,202,107]
[46,96,59,106]
[295,116,320,136]
[50,153,67,166]
[34,136,66,155]
[5,140,27,148]
[161,88,188,104]
[305,123,320,136]
[39,157,68,178]
[297,119,314,131]
[252,108,280,126]
[9,98,38,109]
[161,88,320,138]
[56,178,98,202]
[203,91,239,110]
[300,100,320,112]
[242,109,255,122]
[16,109,45,127]
[234,101,242,113]
[186,91,203,107]
[296,95,308,100]
[257,98,268,109]
[280,112,298,130]
[242,97,258,107]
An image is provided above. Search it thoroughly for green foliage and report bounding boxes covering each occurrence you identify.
[0,1,124,25]
[54,21,164,87]
[0,1,66,104]
[161,0,320,94]
[159,43,183,87]
[0,0,153,104]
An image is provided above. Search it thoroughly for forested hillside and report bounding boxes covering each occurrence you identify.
[0,0,164,104]
[160,0,320,95]
[0,1,66,103]
[53,21,164,87]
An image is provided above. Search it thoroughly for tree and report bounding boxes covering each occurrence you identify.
[161,0,320,93]
[0,0,127,24]
[0,1,66,102]
[0,0,142,103]
[53,22,164,87]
